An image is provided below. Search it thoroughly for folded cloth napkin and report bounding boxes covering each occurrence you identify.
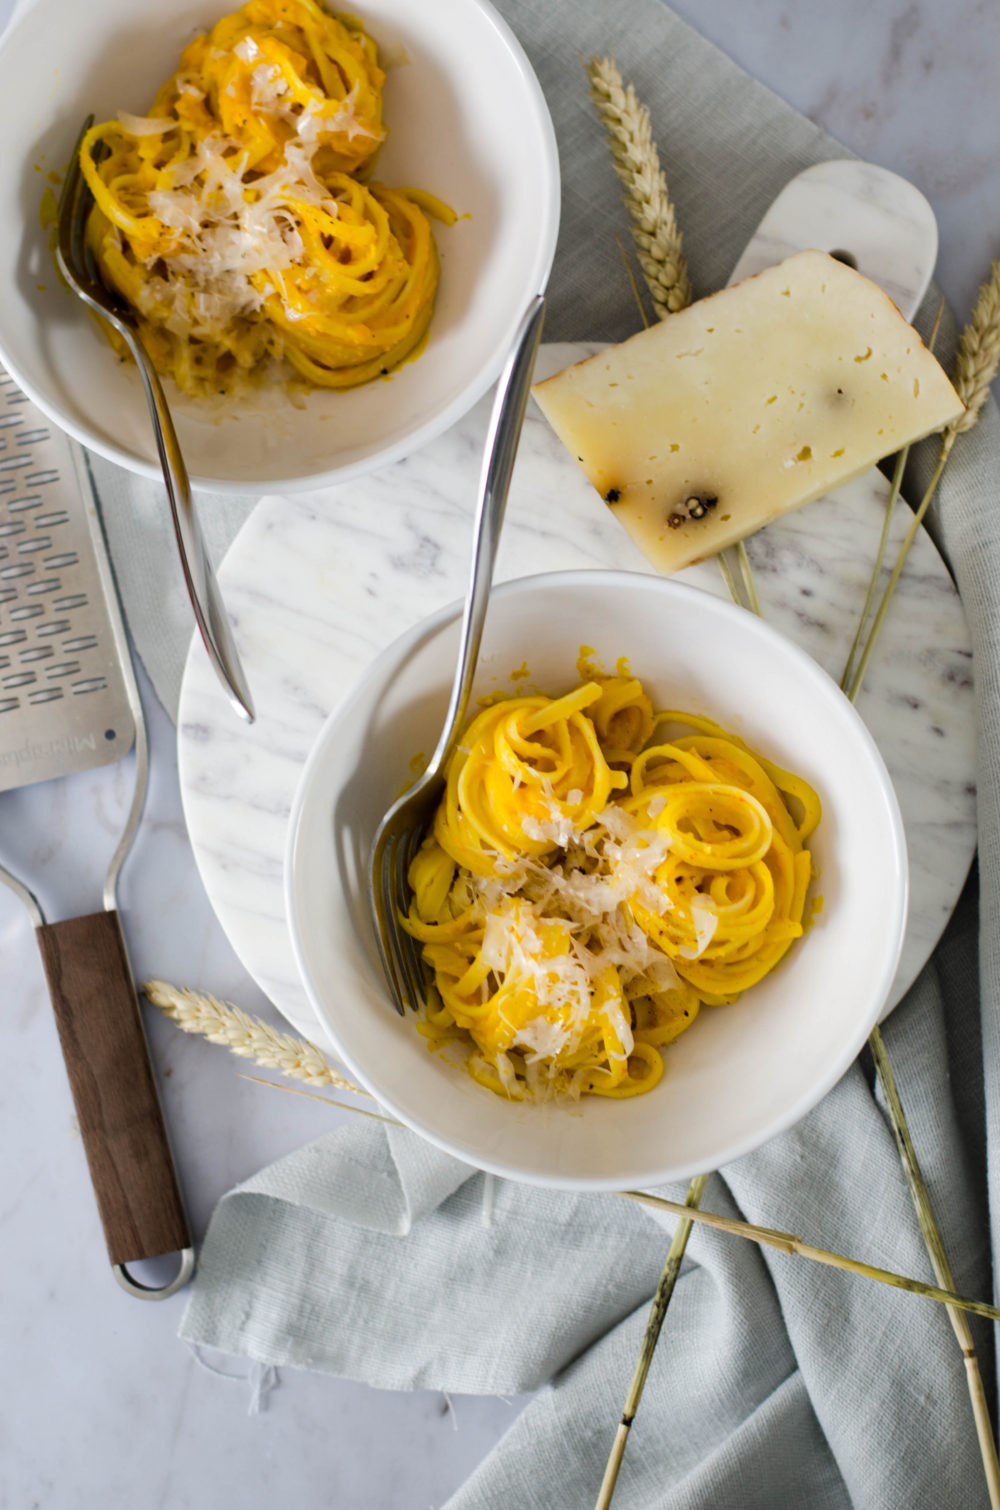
[181,929,989,1509]
[66,0,1000,1503]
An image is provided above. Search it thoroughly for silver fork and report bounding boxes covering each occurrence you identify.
[55,116,256,724]
[368,294,546,1015]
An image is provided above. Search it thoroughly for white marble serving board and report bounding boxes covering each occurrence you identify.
[177,339,975,1046]
[177,160,976,1049]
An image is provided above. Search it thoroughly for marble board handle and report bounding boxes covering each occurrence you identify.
[35,910,191,1274]
[727,159,938,318]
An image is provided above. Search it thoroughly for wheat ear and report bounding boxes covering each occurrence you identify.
[585,56,691,319]
[143,979,367,1096]
[587,59,764,624]
[950,260,1000,434]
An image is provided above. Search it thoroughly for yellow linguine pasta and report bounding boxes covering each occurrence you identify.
[404,672,821,1103]
[78,0,449,395]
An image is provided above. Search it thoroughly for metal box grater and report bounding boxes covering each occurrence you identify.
[0,361,192,1299]
[0,366,134,791]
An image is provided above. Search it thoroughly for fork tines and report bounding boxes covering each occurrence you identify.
[372,820,427,1016]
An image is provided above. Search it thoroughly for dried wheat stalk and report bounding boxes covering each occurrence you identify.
[143,979,367,1096]
[619,1191,1000,1323]
[866,1027,1000,1504]
[585,56,691,319]
[950,260,1000,434]
[147,984,1000,1332]
[595,1174,708,1510]
[840,302,945,693]
[240,1074,399,1126]
[829,262,1000,1507]
[848,262,1000,702]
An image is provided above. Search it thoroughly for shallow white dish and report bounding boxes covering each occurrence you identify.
[0,0,558,493]
[286,569,909,1190]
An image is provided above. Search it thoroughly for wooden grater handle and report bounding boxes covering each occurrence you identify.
[36,910,190,1269]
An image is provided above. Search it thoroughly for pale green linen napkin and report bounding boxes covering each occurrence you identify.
[173,4,1000,1507]
[180,939,989,1508]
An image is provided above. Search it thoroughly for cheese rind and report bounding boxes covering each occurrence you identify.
[532,250,964,572]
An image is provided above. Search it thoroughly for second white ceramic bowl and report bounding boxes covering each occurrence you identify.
[286,570,908,1189]
[0,0,559,492]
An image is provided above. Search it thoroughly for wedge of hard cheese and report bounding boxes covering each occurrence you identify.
[532,250,964,572]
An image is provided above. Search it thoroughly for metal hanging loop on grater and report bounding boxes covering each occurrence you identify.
[0,364,195,1300]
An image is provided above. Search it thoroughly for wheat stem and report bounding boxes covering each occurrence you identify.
[866,1027,1000,1503]
[735,541,762,616]
[585,56,691,319]
[840,445,908,691]
[849,264,1000,697]
[618,1191,1000,1323]
[841,299,944,692]
[830,272,1000,1498]
[616,236,652,329]
[713,545,762,615]
[239,1074,399,1125]
[715,549,742,607]
[834,270,1000,1500]
[843,312,996,1494]
[596,1174,708,1510]
[847,434,954,701]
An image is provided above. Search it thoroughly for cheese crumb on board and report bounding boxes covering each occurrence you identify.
[531,250,964,573]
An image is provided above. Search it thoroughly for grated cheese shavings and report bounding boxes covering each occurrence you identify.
[464,807,684,1067]
[117,110,178,136]
[140,132,340,338]
[678,901,718,960]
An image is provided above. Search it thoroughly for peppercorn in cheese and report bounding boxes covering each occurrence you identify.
[531,250,964,573]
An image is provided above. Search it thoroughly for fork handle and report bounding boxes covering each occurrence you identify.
[429,294,546,774]
[128,340,256,724]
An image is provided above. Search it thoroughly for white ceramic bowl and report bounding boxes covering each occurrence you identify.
[286,570,908,1190]
[0,0,558,493]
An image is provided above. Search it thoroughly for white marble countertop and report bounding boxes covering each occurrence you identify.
[2,1,998,1506]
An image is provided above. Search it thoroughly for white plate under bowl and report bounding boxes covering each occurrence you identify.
[285,569,908,1190]
[0,0,558,493]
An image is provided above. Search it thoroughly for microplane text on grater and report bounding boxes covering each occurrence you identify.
[0,365,135,793]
